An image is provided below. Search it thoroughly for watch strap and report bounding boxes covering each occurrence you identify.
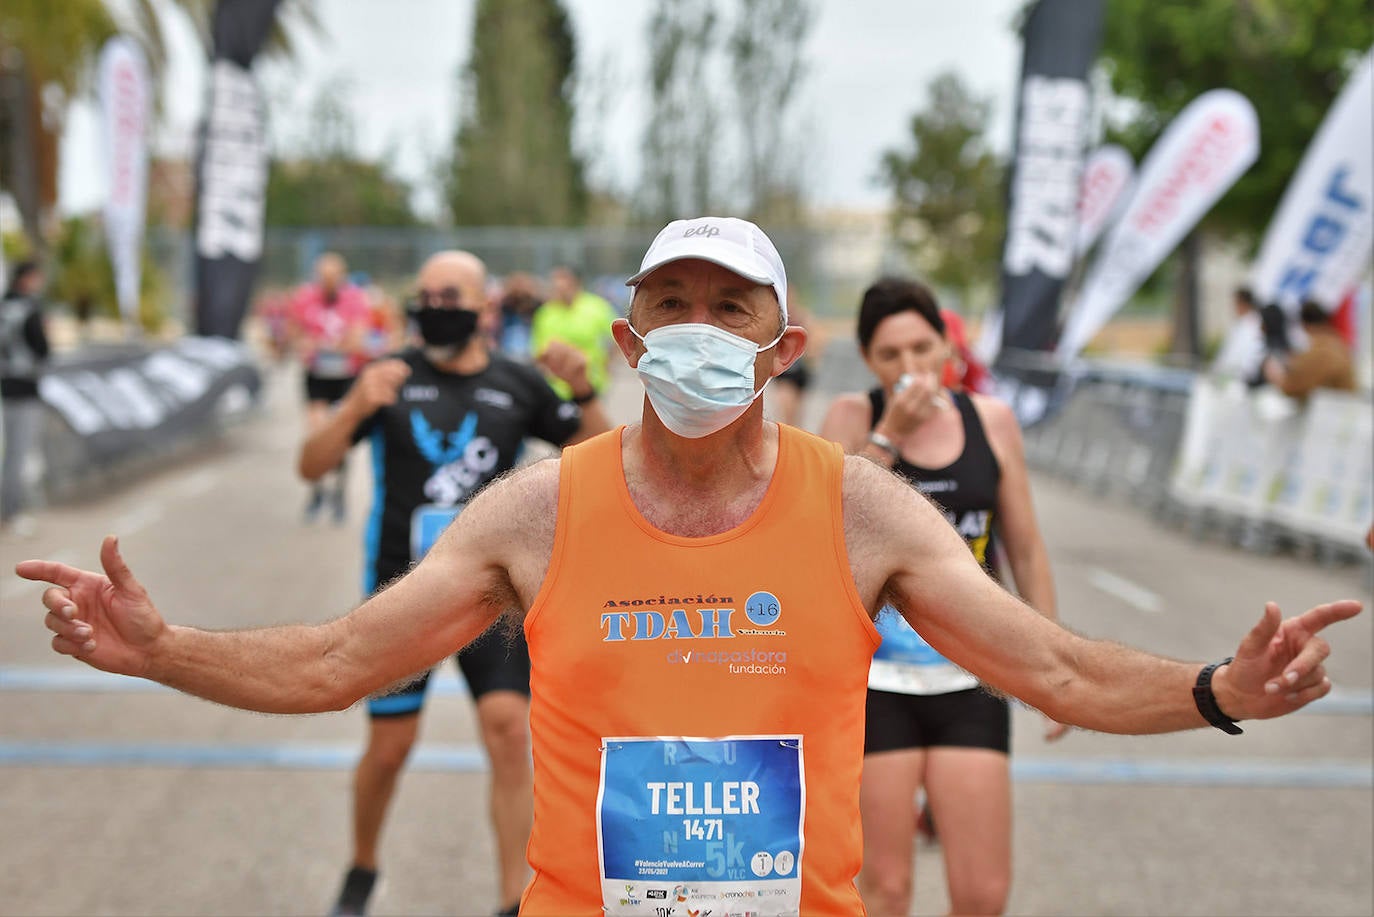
[1193,657,1243,735]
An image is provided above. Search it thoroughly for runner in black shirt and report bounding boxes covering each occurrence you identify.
[299,251,610,917]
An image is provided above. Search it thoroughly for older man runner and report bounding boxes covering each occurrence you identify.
[299,251,610,916]
[17,218,1362,917]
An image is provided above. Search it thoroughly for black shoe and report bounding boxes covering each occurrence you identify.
[329,866,378,917]
[495,905,519,917]
[303,487,325,523]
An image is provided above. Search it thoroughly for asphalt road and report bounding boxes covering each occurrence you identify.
[1,345,1369,917]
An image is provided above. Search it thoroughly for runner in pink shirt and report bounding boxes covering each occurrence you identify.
[288,252,373,523]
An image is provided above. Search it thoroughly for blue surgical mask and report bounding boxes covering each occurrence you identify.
[628,322,783,438]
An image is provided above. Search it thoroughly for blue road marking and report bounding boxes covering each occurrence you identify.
[1,668,1368,786]
[1010,757,1371,788]
[0,739,1366,787]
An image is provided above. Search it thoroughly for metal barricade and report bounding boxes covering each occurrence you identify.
[1020,358,1370,564]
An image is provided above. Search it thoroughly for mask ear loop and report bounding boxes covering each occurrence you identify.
[756,327,785,354]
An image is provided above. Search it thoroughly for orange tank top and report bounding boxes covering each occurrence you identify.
[521,425,880,916]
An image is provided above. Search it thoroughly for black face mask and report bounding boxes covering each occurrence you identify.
[410,306,480,348]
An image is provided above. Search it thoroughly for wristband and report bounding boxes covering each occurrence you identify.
[571,390,597,405]
[1193,657,1243,735]
[867,431,901,462]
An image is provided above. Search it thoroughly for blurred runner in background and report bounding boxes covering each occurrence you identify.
[820,277,1067,917]
[288,253,372,523]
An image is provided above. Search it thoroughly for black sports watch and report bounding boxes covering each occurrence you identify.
[1193,657,1243,735]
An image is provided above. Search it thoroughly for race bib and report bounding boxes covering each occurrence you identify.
[869,606,978,695]
[598,736,804,916]
[410,504,461,561]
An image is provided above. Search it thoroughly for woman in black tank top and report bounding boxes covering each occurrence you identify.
[820,277,1066,917]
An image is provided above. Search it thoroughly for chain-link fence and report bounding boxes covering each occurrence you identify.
[149,223,904,331]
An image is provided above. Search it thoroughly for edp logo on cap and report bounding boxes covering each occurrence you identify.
[683,224,721,239]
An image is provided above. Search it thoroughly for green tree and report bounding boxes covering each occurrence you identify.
[447,0,585,226]
[29,215,170,332]
[0,0,317,254]
[264,82,416,227]
[880,72,1006,307]
[1099,0,1374,238]
[1098,0,1373,357]
[1,0,120,252]
[265,160,416,228]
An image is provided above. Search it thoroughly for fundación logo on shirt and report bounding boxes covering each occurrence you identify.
[599,590,791,677]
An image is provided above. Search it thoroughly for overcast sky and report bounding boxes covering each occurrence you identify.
[58,0,1025,219]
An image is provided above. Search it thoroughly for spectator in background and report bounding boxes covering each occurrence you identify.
[1258,302,1299,361]
[1262,301,1356,400]
[531,265,617,399]
[497,271,544,360]
[1211,287,1266,386]
[0,260,50,538]
[288,253,372,523]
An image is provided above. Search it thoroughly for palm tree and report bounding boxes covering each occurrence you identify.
[0,0,318,255]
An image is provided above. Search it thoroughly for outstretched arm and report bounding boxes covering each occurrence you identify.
[844,457,1362,734]
[16,464,550,715]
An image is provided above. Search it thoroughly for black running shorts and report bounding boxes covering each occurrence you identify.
[368,622,532,717]
[304,373,354,405]
[864,686,1010,754]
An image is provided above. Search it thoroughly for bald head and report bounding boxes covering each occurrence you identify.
[315,252,347,293]
[418,251,487,297]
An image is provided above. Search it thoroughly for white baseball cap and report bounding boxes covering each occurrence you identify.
[626,216,788,323]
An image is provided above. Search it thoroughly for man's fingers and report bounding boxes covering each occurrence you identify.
[1267,635,1331,693]
[99,536,142,595]
[1294,599,1364,634]
[1279,676,1332,709]
[51,634,95,658]
[45,610,92,643]
[1236,602,1282,658]
[41,586,74,614]
[1286,665,1329,695]
[14,559,83,589]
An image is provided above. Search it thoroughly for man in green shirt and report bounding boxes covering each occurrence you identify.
[531,265,618,399]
